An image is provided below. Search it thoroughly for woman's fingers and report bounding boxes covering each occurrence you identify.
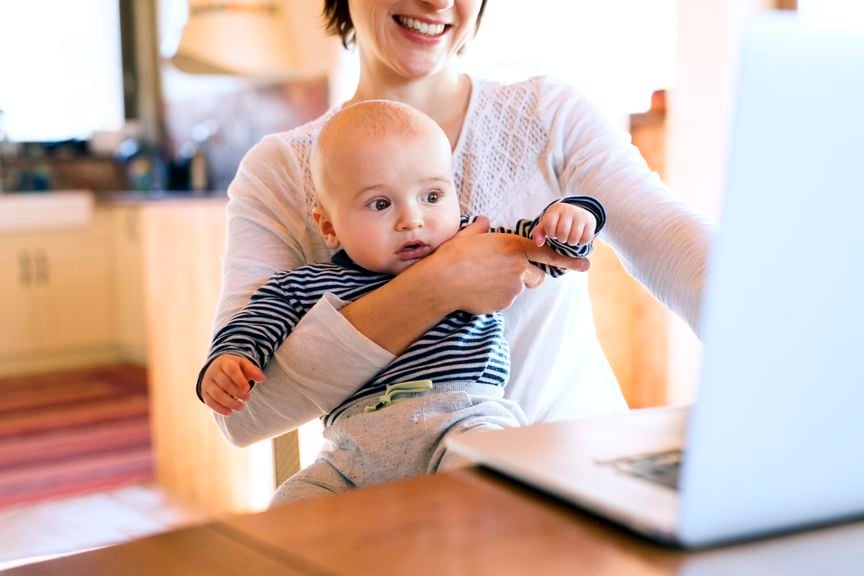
[521,237,591,273]
[520,265,546,289]
[572,257,591,272]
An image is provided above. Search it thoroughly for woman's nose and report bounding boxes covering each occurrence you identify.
[420,0,455,11]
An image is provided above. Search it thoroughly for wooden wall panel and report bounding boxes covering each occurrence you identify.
[588,98,671,408]
[140,199,279,514]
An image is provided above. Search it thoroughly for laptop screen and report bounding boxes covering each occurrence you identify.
[680,13,864,544]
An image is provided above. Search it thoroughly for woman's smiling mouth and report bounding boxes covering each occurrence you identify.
[395,16,449,37]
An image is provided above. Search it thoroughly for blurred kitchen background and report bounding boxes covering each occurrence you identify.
[1,0,828,568]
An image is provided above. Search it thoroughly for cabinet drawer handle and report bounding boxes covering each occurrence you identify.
[19,250,32,286]
[35,249,49,284]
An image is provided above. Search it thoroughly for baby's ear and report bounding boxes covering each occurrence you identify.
[312,204,340,249]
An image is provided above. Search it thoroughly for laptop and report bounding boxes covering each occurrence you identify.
[447,13,864,549]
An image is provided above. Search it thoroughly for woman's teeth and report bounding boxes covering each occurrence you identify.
[397,16,446,37]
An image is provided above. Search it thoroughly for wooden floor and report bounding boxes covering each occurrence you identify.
[0,482,209,570]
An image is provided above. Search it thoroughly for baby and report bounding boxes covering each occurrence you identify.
[197,100,605,504]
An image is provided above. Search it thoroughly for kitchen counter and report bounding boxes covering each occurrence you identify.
[95,190,228,205]
[0,190,94,233]
[0,190,228,233]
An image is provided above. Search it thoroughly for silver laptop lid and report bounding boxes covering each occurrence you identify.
[680,13,864,547]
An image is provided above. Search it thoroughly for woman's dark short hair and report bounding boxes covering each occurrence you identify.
[322,0,488,49]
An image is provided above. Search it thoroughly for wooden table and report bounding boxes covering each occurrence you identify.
[8,468,864,575]
[3,523,301,575]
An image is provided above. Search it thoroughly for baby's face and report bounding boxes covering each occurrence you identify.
[318,126,460,275]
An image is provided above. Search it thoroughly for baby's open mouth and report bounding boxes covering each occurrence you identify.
[397,241,428,260]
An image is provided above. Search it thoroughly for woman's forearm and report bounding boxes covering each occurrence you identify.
[216,260,457,446]
[340,257,453,355]
[215,293,398,445]
[546,80,715,333]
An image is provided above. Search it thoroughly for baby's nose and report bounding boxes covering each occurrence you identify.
[397,207,424,230]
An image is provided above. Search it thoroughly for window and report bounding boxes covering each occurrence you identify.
[460,0,677,119]
[799,0,864,27]
[0,0,125,142]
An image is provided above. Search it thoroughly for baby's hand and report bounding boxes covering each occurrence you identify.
[201,354,265,416]
[532,202,597,247]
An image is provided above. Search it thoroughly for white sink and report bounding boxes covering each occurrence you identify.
[0,191,94,233]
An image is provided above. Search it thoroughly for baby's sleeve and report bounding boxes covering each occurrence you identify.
[196,271,303,402]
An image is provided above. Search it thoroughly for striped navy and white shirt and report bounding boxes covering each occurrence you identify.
[197,196,605,423]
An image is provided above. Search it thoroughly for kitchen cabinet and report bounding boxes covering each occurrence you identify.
[108,205,147,364]
[0,235,39,356]
[0,210,114,375]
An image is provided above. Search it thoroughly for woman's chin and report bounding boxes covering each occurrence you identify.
[390,52,452,80]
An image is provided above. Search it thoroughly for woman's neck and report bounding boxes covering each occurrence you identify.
[349,68,471,150]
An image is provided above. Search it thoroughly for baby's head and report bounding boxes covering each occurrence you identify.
[311,100,460,275]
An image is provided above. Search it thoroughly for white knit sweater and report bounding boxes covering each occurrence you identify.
[212,75,714,446]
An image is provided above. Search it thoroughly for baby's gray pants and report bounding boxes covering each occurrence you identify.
[270,383,527,506]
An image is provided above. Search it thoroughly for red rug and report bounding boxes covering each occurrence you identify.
[0,364,154,509]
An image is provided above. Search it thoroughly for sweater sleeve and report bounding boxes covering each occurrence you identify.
[209,134,395,446]
[538,77,716,333]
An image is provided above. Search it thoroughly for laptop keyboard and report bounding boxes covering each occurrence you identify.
[605,449,683,490]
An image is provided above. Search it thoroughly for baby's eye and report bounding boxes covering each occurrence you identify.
[367,198,391,211]
[424,190,441,204]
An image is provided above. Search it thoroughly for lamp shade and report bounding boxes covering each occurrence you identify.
[171,0,301,78]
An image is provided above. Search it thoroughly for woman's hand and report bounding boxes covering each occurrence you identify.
[428,216,591,315]
[340,216,590,356]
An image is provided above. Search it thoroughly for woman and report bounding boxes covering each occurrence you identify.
[204,0,714,449]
